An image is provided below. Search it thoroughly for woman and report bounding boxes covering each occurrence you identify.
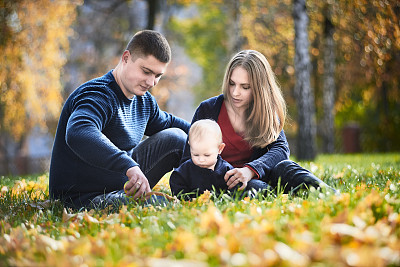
[180,50,336,196]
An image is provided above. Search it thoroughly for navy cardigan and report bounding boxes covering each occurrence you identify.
[182,94,290,181]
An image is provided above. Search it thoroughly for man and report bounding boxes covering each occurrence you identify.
[49,30,190,209]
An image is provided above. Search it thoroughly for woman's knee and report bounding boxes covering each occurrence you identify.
[273,159,297,171]
[270,160,312,188]
[270,160,297,180]
[247,179,271,191]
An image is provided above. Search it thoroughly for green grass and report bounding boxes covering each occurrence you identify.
[0,153,399,266]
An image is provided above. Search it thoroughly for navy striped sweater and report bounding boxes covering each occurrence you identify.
[49,70,189,207]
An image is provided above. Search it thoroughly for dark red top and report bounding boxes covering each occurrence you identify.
[218,102,254,167]
[183,95,289,180]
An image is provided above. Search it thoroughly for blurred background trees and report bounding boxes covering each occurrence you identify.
[0,0,81,173]
[0,0,399,174]
[293,0,317,160]
[171,0,400,156]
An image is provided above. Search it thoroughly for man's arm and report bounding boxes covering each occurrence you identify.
[124,166,151,198]
[144,93,190,135]
[66,90,137,174]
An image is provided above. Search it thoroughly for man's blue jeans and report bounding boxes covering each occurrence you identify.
[89,128,187,209]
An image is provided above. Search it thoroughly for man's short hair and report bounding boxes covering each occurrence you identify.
[126,30,171,63]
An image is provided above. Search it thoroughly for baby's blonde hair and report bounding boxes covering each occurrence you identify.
[189,119,223,145]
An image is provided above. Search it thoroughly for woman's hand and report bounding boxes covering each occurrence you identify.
[224,167,256,190]
[124,166,151,199]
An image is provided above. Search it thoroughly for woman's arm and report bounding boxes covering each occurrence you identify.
[223,130,289,189]
[224,167,254,190]
[245,130,290,181]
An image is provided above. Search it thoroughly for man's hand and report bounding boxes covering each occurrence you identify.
[224,167,255,190]
[124,166,151,199]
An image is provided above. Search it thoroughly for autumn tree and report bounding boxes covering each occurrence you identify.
[322,3,336,153]
[293,0,317,160]
[226,0,245,54]
[169,0,239,102]
[333,0,400,151]
[169,0,400,153]
[240,0,299,153]
[0,0,81,173]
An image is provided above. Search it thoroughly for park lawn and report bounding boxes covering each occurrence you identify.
[0,154,399,266]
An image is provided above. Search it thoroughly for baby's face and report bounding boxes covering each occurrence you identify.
[190,138,221,170]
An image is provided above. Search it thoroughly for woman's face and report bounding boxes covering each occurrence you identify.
[228,66,253,110]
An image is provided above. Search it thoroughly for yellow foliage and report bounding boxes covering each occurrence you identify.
[0,0,82,140]
[153,171,172,193]
[195,189,212,204]
[2,156,400,266]
[1,175,48,200]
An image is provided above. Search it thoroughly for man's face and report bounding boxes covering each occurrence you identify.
[119,51,168,99]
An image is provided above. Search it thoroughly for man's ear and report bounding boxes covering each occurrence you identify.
[122,50,130,64]
[218,143,225,154]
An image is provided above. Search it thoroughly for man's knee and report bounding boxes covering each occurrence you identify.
[154,128,187,167]
[159,128,187,147]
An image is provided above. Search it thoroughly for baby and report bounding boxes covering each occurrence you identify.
[170,119,234,199]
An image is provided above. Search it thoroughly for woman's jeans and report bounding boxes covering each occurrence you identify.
[89,128,187,209]
[245,160,337,196]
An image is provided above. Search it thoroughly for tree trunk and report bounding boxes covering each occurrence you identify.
[293,0,317,160]
[0,134,24,175]
[322,4,336,153]
[147,0,158,30]
[0,136,11,175]
[227,0,245,55]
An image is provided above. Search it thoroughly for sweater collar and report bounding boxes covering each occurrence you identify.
[106,70,136,102]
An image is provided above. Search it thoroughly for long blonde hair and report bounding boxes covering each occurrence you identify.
[222,50,286,148]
